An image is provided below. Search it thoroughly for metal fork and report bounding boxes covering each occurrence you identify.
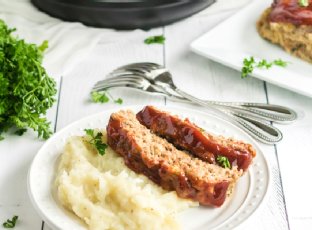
[108,62,297,123]
[93,75,189,101]
[92,72,286,144]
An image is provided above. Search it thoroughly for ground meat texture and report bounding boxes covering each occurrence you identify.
[136,106,256,171]
[106,110,242,207]
[257,7,312,64]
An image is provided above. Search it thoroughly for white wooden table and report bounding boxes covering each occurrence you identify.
[1,1,312,230]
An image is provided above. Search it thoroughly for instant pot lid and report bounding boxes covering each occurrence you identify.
[31,0,216,30]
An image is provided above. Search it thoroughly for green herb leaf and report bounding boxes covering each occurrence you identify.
[84,129,108,155]
[14,128,27,136]
[257,59,273,69]
[38,40,49,52]
[3,215,18,228]
[273,59,289,67]
[144,35,165,45]
[84,128,94,137]
[241,57,288,78]
[95,139,108,155]
[298,0,309,7]
[91,91,109,103]
[91,91,123,105]
[0,19,56,140]
[241,57,255,78]
[114,98,123,105]
[216,155,231,169]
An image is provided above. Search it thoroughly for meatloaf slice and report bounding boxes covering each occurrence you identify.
[257,7,312,63]
[106,110,242,207]
[136,106,256,171]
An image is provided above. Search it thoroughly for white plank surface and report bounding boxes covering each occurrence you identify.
[266,84,312,230]
[56,28,165,131]
[2,0,311,229]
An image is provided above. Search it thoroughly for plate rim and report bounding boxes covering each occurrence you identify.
[27,104,271,230]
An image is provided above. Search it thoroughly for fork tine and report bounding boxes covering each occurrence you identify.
[107,71,150,80]
[123,64,160,73]
[115,62,162,72]
[116,62,161,69]
[92,83,172,99]
[94,78,143,89]
[94,74,148,88]
[102,74,144,82]
[94,80,137,88]
[108,68,149,76]
[92,82,142,91]
[109,66,165,79]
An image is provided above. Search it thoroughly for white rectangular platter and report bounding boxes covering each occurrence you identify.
[191,0,312,98]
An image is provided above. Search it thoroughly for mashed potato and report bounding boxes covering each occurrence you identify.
[55,132,197,230]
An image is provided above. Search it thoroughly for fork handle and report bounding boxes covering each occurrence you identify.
[174,88,283,144]
[207,101,297,123]
[162,85,296,123]
[222,109,282,144]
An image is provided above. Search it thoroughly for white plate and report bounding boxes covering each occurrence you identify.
[28,105,270,230]
[190,0,312,98]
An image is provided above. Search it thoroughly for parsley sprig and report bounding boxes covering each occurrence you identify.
[84,129,108,156]
[241,57,288,78]
[91,91,123,105]
[0,19,57,140]
[144,35,165,45]
[216,155,231,169]
[298,0,309,7]
[2,215,18,228]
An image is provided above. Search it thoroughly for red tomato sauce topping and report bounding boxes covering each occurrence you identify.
[269,0,312,25]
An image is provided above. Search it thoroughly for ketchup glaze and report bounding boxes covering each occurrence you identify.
[269,0,312,25]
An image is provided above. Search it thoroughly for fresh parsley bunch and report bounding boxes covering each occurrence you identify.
[0,19,57,140]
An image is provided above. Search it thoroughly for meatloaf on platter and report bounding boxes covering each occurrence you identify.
[257,0,312,63]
